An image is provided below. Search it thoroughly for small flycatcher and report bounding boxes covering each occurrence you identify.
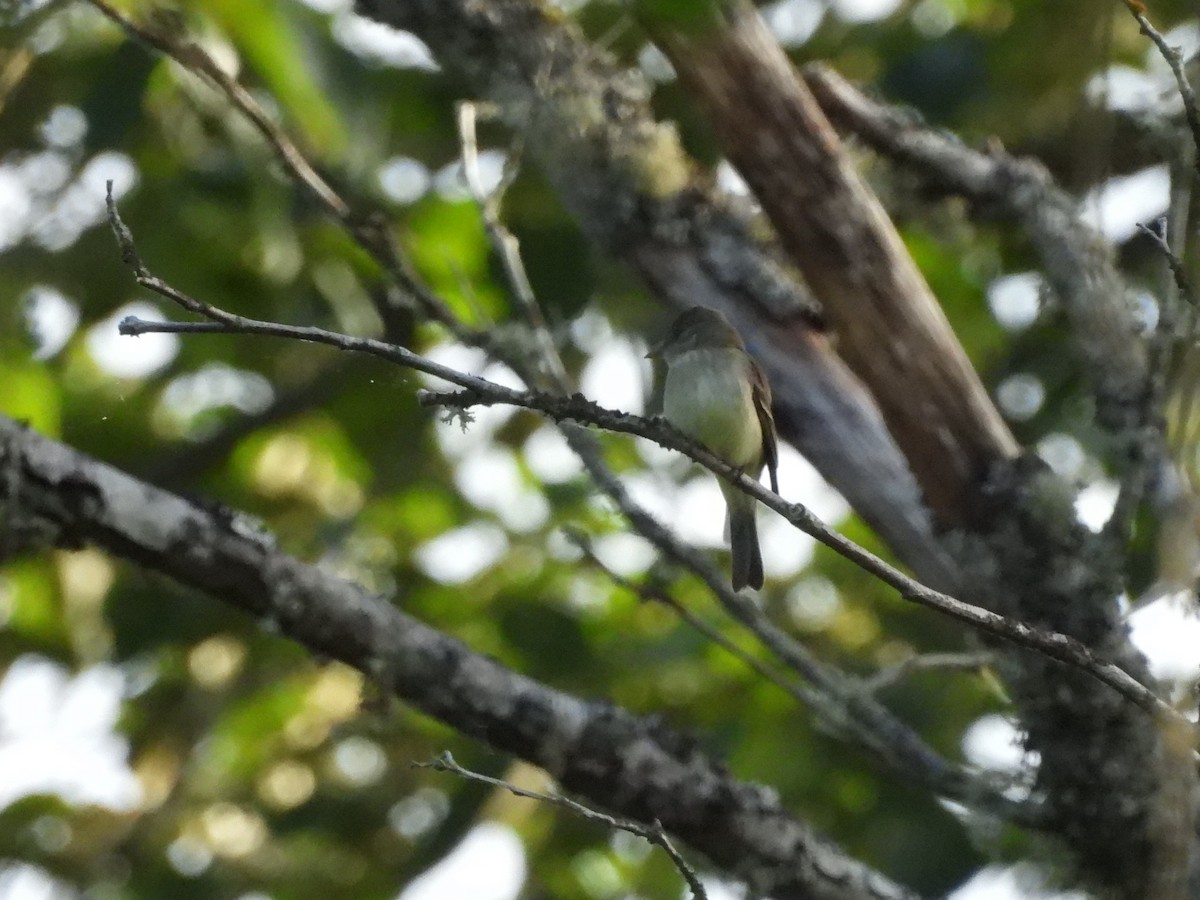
[647,307,779,591]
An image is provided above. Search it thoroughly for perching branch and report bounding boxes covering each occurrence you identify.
[116,291,1170,717]
[106,187,1170,721]
[422,384,1174,717]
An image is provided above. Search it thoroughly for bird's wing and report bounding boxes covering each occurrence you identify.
[750,359,779,494]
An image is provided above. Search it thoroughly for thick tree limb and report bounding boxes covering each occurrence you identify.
[644,0,1018,524]
[798,59,1195,900]
[353,0,958,590]
[802,64,1147,444]
[0,415,915,900]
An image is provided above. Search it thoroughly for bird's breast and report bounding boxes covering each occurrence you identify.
[662,349,762,469]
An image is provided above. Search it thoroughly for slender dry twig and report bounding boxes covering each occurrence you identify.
[457,102,571,391]
[83,0,469,341]
[858,652,996,694]
[1122,0,1200,177]
[1103,211,1187,551]
[416,751,709,900]
[566,529,1033,820]
[1138,219,1198,310]
[87,0,345,213]
[566,527,804,696]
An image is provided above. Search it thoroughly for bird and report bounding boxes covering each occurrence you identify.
[646,306,779,591]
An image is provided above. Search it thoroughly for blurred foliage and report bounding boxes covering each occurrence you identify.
[0,0,1195,898]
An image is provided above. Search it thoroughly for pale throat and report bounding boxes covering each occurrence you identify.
[662,347,762,469]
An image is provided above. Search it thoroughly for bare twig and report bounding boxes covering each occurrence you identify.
[87,0,344,211]
[858,652,996,694]
[457,101,572,391]
[1103,211,1187,551]
[1138,219,1198,310]
[416,751,708,900]
[1122,0,1200,177]
[83,0,468,341]
[427,388,1171,718]
[118,291,1176,716]
[566,527,805,697]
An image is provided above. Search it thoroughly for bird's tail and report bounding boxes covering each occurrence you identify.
[725,487,763,591]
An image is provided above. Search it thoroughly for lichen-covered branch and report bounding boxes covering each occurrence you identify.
[0,414,915,900]
[802,64,1146,444]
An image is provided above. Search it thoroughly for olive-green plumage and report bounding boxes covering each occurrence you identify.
[647,307,779,590]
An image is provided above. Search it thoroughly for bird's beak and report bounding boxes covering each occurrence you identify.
[644,340,664,360]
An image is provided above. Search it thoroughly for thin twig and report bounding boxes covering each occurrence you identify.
[1123,0,1200,177]
[1103,213,1189,550]
[121,307,1176,717]
[566,528,840,703]
[83,0,470,341]
[86,0,346,216]
[457,101,572,392]
[1137,219,1198,310]
[416,751,709,900]
[858,652,996,694]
